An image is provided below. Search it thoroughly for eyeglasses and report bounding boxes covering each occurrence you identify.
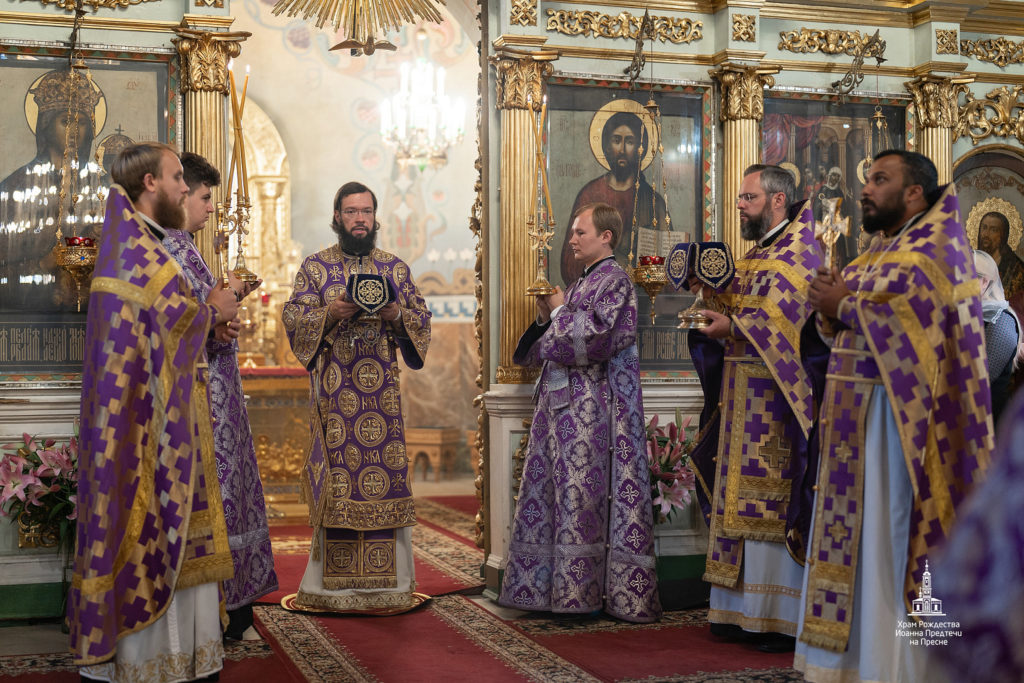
[340,208,374,217]
[736,193,762,203]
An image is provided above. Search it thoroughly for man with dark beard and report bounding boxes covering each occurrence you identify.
[689,164,828,652]
[560,111,670,282]
[282,181,431,614]
[799,150,991,682]
[978,210,1024,321]
[71,142,239,681]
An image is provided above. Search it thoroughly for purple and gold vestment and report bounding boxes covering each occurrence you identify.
[283,245,430,605]
[800,184,993,653]
[499,258,662,623]
[700,202,827,591]
[162,228,278,611]
[69,186,233,665]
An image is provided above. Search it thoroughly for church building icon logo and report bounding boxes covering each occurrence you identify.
[908,560,944,617]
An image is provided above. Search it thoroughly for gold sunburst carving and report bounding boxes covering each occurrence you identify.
[272,0,444,55]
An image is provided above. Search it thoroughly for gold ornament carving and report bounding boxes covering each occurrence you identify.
[778,28,886,59]
[732,14,755,43]
[906,75,972,129]
[511,419,532,502]
[469,40,488,547]
[491,50,557,111]
[960,36,1024,69]
[710,63,777,122]
[173,28,250,94]
[495,366,540,384]
[545,10,702,45]
[195,0,223,6]
[510,0,537,27]
[956,84,1024,145]
[935,29,958,55]
[32,0,159,9]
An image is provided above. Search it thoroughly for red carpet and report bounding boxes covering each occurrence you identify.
[2,496,800,681]
[423,495,481,518]
[250,496,800,682]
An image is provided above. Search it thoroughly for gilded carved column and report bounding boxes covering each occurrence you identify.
[173,27,251,265]
[904,74,973,185]
[710,63,778,254]
[491,48,557,384]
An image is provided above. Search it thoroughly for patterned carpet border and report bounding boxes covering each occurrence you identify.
[0,638,272,676]
[617,667,802,682]
[428,596,600,683]
[510,607,710,636]
[254,604,378,683]
[415,498,479,542]
[412,523,485,587]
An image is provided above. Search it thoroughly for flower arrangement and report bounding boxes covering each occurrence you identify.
[647,410,697,524]
[0,433,79,556]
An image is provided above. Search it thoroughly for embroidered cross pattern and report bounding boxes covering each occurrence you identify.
[827,520,849,544]
[760,434,791,470]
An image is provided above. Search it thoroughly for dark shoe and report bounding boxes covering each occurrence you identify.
[755,633,796,653]
[709,622,748,642]
[224,604,254,641]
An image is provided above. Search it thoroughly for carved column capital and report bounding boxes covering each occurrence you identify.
[173,27,251,94]
[905,74,973,129]
[491,49,559,111]
[709,62,779,122]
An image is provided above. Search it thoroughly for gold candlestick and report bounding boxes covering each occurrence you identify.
[525,214,556,296]
[524,94,556,297]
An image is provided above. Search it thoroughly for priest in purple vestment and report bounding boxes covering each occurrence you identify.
[161,152,279,640]
[283,181,431,613]
[71,143,239,682]
[499,202,661,623]
[693,164,828,653]
[801,150,992,682]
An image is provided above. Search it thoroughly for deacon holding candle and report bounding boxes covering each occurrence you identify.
[162,152,278,641]
[500,202,662,623]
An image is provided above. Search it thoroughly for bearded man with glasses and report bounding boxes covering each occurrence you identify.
[283,181,431,614]
[688,164,828,652]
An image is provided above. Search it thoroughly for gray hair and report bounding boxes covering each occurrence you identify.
[744,164,796,206]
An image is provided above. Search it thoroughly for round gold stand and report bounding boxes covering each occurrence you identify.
[631,264,668,324]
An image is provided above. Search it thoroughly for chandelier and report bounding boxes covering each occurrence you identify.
[379,58,465,170]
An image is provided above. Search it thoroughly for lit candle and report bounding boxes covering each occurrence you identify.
[224,61,237,202]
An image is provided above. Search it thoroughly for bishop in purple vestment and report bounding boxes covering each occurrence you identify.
[283,182,430,613]
[161,153,278,638]
[499,202,661,623]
